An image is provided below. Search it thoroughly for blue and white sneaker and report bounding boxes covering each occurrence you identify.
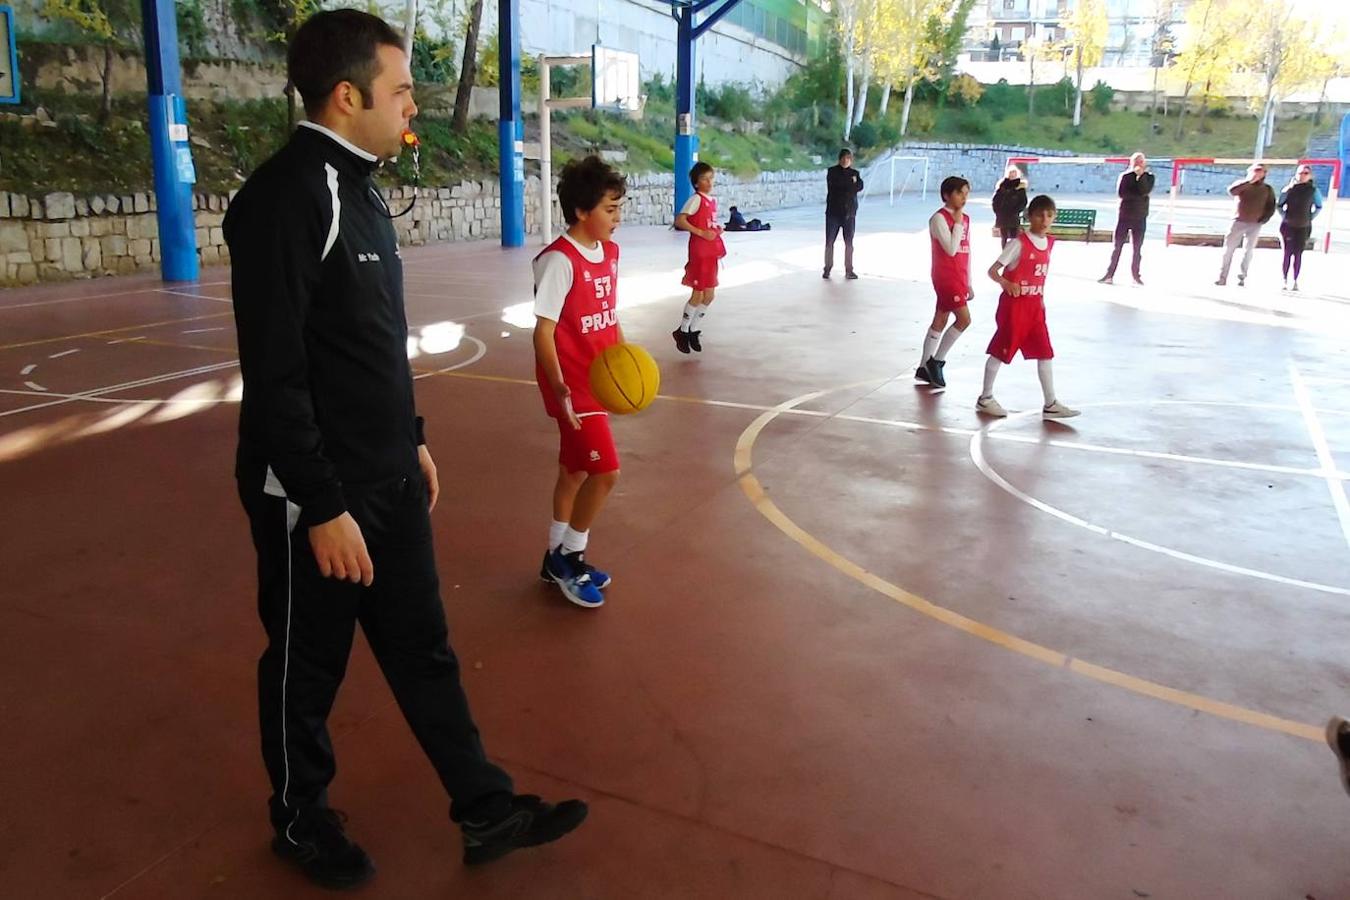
[542,548,604,608]
[539,549,611,589]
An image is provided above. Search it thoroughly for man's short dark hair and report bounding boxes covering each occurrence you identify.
[288,10,405,118]
[689,161,714,187]
[940,175,970,200]
[838,148,853,161]
[558,156,628,225]
[1027,194,1057,216]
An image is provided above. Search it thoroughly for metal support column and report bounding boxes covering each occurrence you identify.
[498,0,525,247]
[141,0,198,282]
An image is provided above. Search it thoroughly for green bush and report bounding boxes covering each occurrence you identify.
[951,107,992,138]
[644,73,674,105]
[980,78,1024,119]
[697,82,756,122]
[906,104,937,135]
[1088,80,1114,115]
[850,120,879,148]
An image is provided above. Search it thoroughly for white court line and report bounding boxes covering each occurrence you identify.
[23,381,47,392]
[155,288,232,303]
[969,408,1350,598]
[0,387,223,406]
[106,336,147,344]
[412,335,487,379]
[48,349,80,359]
[775,407,1349,481]
[0,281,229,312]
[0,361,238,419]
[1289,361,1350,554]
[182,327,225,335]
[20,364,36,375]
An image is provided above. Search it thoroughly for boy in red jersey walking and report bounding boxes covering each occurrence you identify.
[533,156,627,608]
[977,194,1079,420]
[672,162,726,353]
[916,175,973,388]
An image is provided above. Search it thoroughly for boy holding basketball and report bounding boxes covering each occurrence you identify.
[533,156,627,608]
[977,194,1079,420]
[916,175,973,388]
[671,162,726,354]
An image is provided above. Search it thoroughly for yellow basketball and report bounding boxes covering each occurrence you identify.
[588,343,661,415]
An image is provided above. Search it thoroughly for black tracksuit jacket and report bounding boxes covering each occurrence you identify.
[224,124,423,527]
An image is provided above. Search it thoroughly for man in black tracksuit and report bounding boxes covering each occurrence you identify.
[823,148,863,279]
[1099,152,1155,285]
[225,10,585,889]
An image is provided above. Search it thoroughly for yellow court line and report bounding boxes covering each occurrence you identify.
[0,312,236,353]
[117,336,239,355]
[734,387,1324,744]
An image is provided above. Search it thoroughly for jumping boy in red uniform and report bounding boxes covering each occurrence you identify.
[671,162,726,353]
[978,193,1079,420]
[533,156,628,608]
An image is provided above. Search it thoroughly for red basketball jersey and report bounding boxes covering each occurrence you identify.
[1001,232,1054,302]
[686,192,727,261]
[930,208,971,299]
[534,236,621,418]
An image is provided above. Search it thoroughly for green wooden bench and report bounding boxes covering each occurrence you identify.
[1021,207,1097,242]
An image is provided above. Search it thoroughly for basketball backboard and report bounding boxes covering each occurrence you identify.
[592,44,641,114]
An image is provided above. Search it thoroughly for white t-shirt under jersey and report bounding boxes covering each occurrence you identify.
[996,231,1050,270]
[532,233,606,322]
[928,208,966,256]
[679,193,705,217]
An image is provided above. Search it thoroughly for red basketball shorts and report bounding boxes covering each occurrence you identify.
[557,412,620,475]
[682,258,720,290]
[986,296,1054,363]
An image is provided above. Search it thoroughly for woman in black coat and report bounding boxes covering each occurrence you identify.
[991,165,1028,246]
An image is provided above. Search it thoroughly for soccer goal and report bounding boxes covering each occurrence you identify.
[1165,157,1342,253]
[888,156,931,204]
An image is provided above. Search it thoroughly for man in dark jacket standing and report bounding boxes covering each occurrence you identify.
[1216,162,1278,287]
[824,148,863,279]
[1098,152,1154,285]
[224,10,585,889]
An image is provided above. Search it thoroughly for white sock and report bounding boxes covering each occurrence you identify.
[922,328,941,363]
[981,356,1002,398]
[548,519,567,551]
[679,302,698,332]
[935,325,965,362]
[562,526,589,555]
[690,305,709,331]
[1037,359,1056,405]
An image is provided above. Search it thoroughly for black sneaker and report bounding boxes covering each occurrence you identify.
[671,328,690,354]
[462,795,589,866]
[845,271,859,280]
[925,357,946,388]
[914,365,931,384]
[687,331,702,352]
[272,808,374,890]
[822,269,830,279]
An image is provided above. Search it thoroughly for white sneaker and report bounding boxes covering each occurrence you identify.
[976,395,1007,417]
[1042,400,1080,419]
[1292,281,1300,292]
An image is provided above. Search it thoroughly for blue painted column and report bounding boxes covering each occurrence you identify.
[141,0,198,282]
[498,0,525,247]
[673,6,697,219]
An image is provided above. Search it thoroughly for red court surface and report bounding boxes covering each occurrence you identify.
[4,202,1350,899]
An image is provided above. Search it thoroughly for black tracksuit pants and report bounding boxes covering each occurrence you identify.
[241,471,513,833]
[1105,216,1147,279]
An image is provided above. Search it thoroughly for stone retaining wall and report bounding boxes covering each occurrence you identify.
[0,169,824,285]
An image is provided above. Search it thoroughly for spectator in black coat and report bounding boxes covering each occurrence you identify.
[1098,152,1155,285]
[824,148,863,279]
[991,165,1028,246]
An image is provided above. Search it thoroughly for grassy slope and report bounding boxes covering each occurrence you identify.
[0,90,1326,196]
